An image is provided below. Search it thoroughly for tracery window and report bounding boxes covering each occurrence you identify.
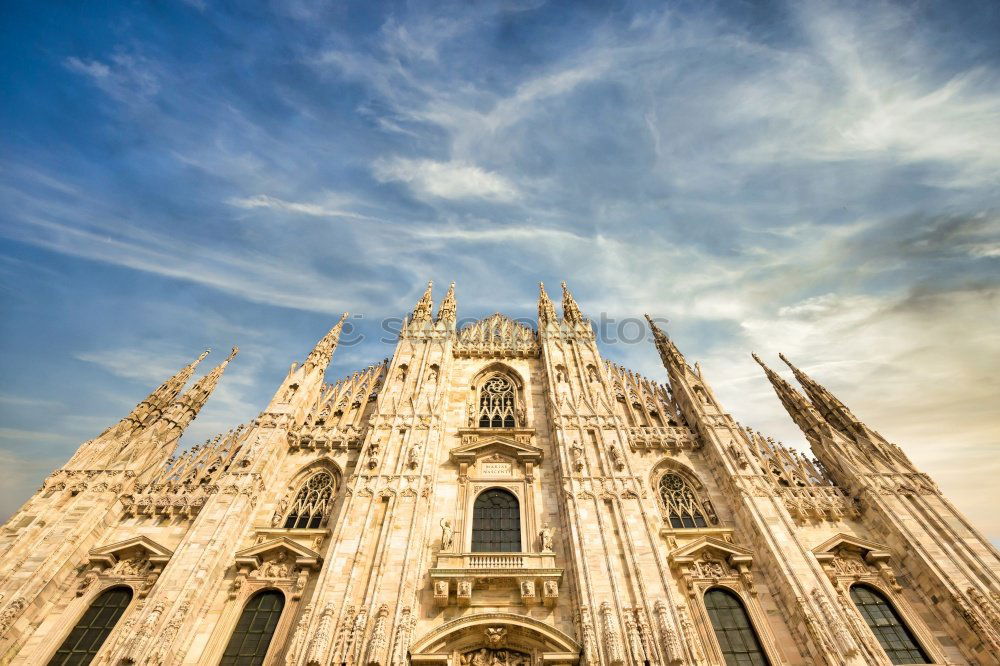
[704,588,770,666]
[478,375,517,428]
[658,473,708,528]
[850,585,929,664]
[219,590,285,666]
[48,586,133,666]
[283,471,335,529]
[471,489,521,552]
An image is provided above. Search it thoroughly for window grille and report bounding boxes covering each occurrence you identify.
[478,376,517,428]
[48,586,132,666]
[219,590,285,666]
[850,585,930,664]
[658,473,708,528]
[471,489,521,552]
[704,588,770,666]
[283,471,335,529]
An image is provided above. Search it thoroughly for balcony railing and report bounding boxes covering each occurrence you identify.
[429,552,563,607]
[432,551,558,574]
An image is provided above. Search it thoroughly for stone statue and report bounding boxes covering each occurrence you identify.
[440,518,454,551]
[540,523,554,552]
[408,442,421,469]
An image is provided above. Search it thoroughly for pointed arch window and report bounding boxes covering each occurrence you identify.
[283,471,335,529]
[850,585,929,664]
[658,473,708,528]
[478,375,517,428]
[471,489,521,552]
[704,588,770,666]
[219,590,285,666]
[48,586,133,666]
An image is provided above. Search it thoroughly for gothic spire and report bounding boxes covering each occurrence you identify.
[124,348,211,430]
[161,346,238,433]
[304,312,350,372]
[436,282,456,325]
[644,314,689,371]
[779,353,860,435]
[538,282,557,326]
[561,281,584,324]
[752,353,825,438]
[411,281,434,324]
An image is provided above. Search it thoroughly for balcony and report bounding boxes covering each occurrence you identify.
[429,552,562,607]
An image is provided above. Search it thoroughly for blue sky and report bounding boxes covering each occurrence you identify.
[1,1,998,538]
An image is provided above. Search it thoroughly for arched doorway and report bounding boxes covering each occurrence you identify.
[410,613,580,666]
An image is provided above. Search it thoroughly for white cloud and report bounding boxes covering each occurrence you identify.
[227,193,374,221]
[372,158,520,201]
[64,53,159,102]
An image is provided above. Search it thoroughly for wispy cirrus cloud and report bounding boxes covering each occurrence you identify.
[372,158,520,202]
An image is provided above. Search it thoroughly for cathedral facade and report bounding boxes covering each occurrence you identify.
[1,281,998,666]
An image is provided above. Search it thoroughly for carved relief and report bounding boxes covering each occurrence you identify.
[250,550,292,579]
[654,601,683,665]
[460,648,531,666]
[600,601,625,666]
[283,604,312,665]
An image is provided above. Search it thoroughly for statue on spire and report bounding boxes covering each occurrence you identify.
[436,282,457,325]
[411,281,434,323]
[644,314,688,371]
[161,347,239,433]
[538,282,557,326]
[304,313,349,372]
[124,348,212,431]
[560,281,584,324]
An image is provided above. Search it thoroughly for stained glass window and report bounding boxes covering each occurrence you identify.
[219,590,285,666]
[850,585,930,664]
[658,473,708,528]
[478,376,517,428]
[471,489,521,552]
[283,471,335,529]
[704,588,770,666]
[48,586,132,666]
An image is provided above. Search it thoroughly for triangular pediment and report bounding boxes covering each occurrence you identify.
[813,533,891,559]
[451,435,543,464]
[669,536,753,565]
[235,536,322,569]
[88,536,173,567]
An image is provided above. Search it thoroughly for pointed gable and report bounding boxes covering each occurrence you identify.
[455,313,539,358]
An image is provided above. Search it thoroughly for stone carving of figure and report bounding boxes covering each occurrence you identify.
[258,551,290,578]
[77,570,98,596]
[271,498,289,527]
[116,555,152,577]
[540,524,554,552]
[435,580,448,597]
[408,442,421,469]
[485,626,507,647]
[520,581,534,597]
[608,444,624,471]
[544,580,558,597]
[571,442,584,472]
[440,518,454,551]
